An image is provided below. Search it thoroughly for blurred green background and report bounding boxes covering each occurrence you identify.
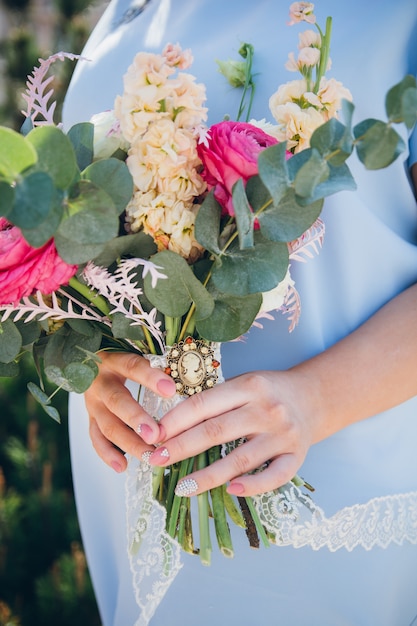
[0,1,107,623]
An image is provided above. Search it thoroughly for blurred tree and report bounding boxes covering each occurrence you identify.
[0,2,106,623]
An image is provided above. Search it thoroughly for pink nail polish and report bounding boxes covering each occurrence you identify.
[137,423,153,442]
[157,378,176,396]
[149,446,170,464]
[227,482,245,495]
[111,460,123,473]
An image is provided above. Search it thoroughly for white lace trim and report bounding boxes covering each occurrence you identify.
[254,486,417,552]
[125,351,417,625]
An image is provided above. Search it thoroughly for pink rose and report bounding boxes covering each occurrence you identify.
[197,120,278,217]
[0,218,77,305]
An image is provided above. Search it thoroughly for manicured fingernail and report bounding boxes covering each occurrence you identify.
[175,478,198,497]
[141,450,152,465]
[227,482,245,495]
[111,460,123,473]
[149,446,170,464]
[157,378,176,396]
[137,423,153,442]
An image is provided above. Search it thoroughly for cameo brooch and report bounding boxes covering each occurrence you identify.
[165,337,220,396]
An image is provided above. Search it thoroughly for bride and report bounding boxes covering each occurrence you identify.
[63,1,417,624]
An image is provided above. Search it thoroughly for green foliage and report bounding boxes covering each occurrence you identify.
[0,358,100,625]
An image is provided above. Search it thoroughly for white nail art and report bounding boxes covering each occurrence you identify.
[141,450,152,464]
[175,478,198,496]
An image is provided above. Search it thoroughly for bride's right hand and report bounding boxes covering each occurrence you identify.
[84,351,176,472]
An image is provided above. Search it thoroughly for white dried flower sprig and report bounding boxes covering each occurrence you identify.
[21,52,84,127]
[82,258,166,352]
[0,290,109,325]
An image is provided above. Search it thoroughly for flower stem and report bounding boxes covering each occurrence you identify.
[208,446,234,557]
[197,451,212,565]
[68,276,111,316]
[244,496,270,549]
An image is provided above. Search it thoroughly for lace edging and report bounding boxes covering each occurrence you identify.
[254,487,417,552]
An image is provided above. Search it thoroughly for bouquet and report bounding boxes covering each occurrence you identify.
[1,2,416,569]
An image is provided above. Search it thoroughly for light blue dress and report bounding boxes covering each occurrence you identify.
[64,1,417,624]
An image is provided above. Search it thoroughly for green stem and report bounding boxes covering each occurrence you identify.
[314,16,332,93]
[165,316,181,346]
[208,446,234,557]
[244,496,270,549]
[197,452,212,565]
[68,276,111,316]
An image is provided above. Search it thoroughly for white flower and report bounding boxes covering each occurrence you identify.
[90,110,129,159]
[260,270,294,313]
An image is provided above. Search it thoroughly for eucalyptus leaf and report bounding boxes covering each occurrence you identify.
[143,250,214,320]
[385,75,417,127]
[294,149,329,198]
[211,235,289,297]
[0,127,37,179]
[8,171,55,229]
[232,178,254,249]
[27,381,62,423]
[295,163,356,205]
[27,381,51,406]
[196,290,262,342]
[0,361,19,377]
[354,119,405,169]
[401,87,417,130]
[257,189,323,242]
[44,362,97,394]
[194,191,222,255]
[21,192,64,247]
[82,158,133,215]
[68,122,94,171]
[0,319,22,363]
[257,142,289,205]
[93,231,157,267]
[54,234,107,265]
[15,319,41,345]
[0,180,14,217]
[26,125,78,189]
[310,117,353,166]
[111,312,147,341]
[55,181,120,262]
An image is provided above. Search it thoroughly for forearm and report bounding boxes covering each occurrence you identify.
[295,282,417,443]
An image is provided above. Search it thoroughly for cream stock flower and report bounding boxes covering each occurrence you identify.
[288,2,316,25]
[126,191,202,259]
[298,29,321,49]
[270,101,325,151]
[317,77,353,117]
[162,43,193,69]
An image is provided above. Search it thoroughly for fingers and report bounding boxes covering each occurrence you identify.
[85,352,176,449]
[84,351,177,470]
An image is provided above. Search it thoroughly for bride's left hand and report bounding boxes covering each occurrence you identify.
[144,369,317,497]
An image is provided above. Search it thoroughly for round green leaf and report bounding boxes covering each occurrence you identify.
[0,126,37,179]
[211,236,289,297]
[0,180,15,218]
[144,250,214,320]
[196,291,262,342]
[26,125,78,189]
[257,189,323,242]
[82,158,133,214]
[8,171,55,229]
[63,180,119,243]
[0,319,22,363]
[354,119,405,169]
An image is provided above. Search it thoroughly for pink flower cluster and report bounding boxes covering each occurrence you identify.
[0,218,77,305]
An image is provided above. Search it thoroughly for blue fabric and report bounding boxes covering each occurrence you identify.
[65,1,417,624]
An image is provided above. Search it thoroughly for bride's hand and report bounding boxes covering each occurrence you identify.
[145,370,317,497]
[84,351,176,472]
